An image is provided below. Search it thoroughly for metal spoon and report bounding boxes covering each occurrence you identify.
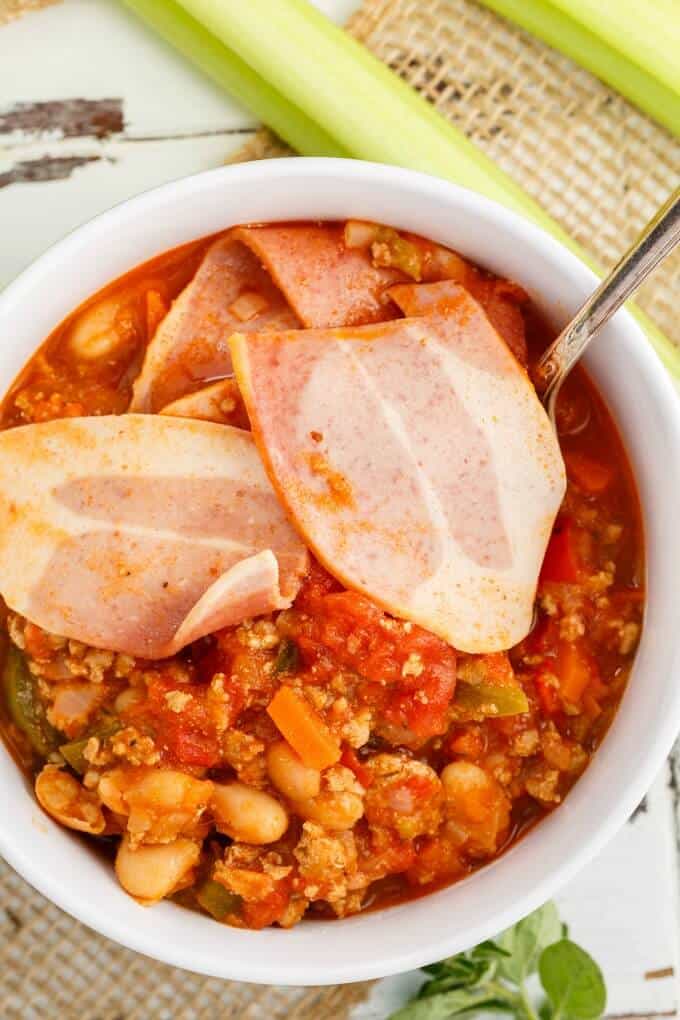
[535,186,680,423]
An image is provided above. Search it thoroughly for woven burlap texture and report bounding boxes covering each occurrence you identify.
[1,1,679,1018]
[0,863,372,1020]
[238,0,679,345]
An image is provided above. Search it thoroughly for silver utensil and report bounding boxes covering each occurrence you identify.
[536,186,680,422]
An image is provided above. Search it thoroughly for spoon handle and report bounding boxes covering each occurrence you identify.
[537,186,680,411]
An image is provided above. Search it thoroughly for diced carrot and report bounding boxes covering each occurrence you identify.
[540,518,583,584]
[146,289,168,337]
[267,686,340,770]
[564,451,615,494]
[555,641,593,705]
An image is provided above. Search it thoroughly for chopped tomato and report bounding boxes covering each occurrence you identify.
[407,835,466,886]
[341,747,373,787]
[294,559,343,611]
[524,613,559,656]
[23,622,56,661]
[447,726,485,759]
[534,673,561,716]
[168,727,220,768]
[383,664,456,739]
[240,879,293,930]
[287,564,457,740]
[564,451,614,494]
[357,827,418,882]
[126,673,234,768]
[540,517,585,584]
[194,632,276,710]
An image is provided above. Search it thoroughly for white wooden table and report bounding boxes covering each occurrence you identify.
[1,3,679,1016]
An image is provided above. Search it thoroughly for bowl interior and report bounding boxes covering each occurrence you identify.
[0,159,679,985]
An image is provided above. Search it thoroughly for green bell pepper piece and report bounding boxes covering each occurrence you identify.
[455,679,529,717]
[59,720,120,774]
[196,879,242,921]
[4,644,59,756]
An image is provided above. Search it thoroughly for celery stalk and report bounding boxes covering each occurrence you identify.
[127,0,680,385]
[477,0,680,138]
[121,0,349,158]
[172,0,544,223]
[547,0,680,98]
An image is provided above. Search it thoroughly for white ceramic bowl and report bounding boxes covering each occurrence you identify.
[0,159,679,986]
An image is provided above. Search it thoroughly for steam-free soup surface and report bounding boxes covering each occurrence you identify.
[0,221,642,929]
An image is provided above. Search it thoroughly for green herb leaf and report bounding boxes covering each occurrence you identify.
[388,904,606,1020]
[274,638,299,675]
[470,940,511,961]
[389,986,513,1020]
[499,902,563,984]
[417,959,496,998]
[421,957,480,982]
[538,938,606,1019]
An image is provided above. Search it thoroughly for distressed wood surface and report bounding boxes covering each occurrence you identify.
[1,1,679,1016]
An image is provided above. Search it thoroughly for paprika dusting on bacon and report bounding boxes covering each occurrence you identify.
[230,295,565,653]
[0,218,643,932]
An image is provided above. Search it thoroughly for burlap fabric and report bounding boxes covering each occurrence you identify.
[1,1,679,1017]
[238,0,679,345]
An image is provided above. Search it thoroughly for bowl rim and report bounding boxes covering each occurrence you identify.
[0,156,679,986]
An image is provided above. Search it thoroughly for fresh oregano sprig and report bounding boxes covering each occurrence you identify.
[388,902,606,1020]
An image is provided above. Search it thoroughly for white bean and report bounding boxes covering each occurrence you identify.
[115,834,200,903]
[126,769,212,810]
[440,761,510,854]
[98,768,128,815]
[211,781,288,844]
[68,297,128,360]
[35,765,105,834]
[266,741,321,801]
[292,791,364,831]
